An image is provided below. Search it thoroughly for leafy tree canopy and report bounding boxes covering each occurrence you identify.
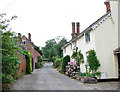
[42,36,67,60]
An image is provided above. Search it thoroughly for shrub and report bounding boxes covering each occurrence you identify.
[57,64,62,72]
[87,50,100,72]
[40,62,43,68]
[52,56,59,62]
[61,55,70,74]
[35,62,41,69]
[65,61,80,79]
[37,56,42,63]
[78,72,86,77]
[91,72,101,77]
[53,58,62,68]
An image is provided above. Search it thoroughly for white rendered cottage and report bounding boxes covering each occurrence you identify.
[62,0,120,79]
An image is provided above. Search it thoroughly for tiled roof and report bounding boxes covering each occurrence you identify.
[21,35,41,54]
[61,11,111,49]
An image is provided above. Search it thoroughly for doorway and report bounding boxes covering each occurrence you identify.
[32,58,34,72]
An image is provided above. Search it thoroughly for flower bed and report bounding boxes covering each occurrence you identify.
[65,61,80,79]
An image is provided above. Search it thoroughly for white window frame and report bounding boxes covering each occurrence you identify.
[64,48,66,54]
[70,43,72,50]
[85,32,90,43]
[22,40,26,45]
[75,40,77,47]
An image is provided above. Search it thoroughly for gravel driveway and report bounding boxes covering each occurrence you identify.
[10,62,119,90]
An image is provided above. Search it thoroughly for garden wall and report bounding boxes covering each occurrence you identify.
[18,54,26,75]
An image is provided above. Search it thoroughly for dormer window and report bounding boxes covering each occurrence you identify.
[22,40,26,44]
[85,32,90,43]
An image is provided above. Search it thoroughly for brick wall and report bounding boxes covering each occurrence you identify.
[18,53,26,75]
[22,36,35,69]
[34,49,40,63]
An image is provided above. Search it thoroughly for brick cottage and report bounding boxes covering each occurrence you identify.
[18,33,41,73]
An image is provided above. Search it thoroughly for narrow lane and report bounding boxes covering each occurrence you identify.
[10,62,92,90]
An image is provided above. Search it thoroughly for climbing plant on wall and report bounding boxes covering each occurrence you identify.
[72,47,84,66]
[87,50,100,73]
[21,50,32,74]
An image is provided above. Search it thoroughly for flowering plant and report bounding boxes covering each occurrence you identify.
[65,61,80,79]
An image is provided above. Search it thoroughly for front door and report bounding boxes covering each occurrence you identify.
[118,54,120,80]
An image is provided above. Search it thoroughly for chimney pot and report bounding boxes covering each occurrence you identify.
[104,0,111,13]
[28,33,31,41]
[18,33,21,38]
[18,33,22,44]
[72,22,75,33]
[76,22,80,36]
[71,22,76,39]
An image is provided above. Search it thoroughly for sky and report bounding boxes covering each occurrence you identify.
[0,0,106,47]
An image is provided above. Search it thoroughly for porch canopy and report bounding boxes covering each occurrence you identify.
[114,47,120,54]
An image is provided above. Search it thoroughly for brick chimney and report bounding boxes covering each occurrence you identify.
[18,33,21,38]
[18,33,22,44]
[76,22,80,36]
[28,33,31,41]
[104,0,111,13]
[71,22,77,39]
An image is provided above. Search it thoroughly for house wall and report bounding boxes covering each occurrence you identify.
[21,37,35,69]
[77,30,96,73]
[110,1,120,47]
[34,49,40,63]
[119,2,120,47]
[63,29,96,73]
[63,16,118,79]
[95,16,118,79]
[63,1,120,79]
[63,44,72,57]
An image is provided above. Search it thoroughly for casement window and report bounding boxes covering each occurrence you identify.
[75,40,77,47]
[85,32,90,43]
[64,48,66,54]
[70,43,72,50]
[22,40,26,45]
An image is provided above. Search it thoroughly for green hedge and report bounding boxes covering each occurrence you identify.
[37,56,42,63]
[35,62,43,69]
[61,55,70,74]
[35,62,40,69]
[53,58,62,68]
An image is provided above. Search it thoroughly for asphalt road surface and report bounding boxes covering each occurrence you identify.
[10,62,118,90]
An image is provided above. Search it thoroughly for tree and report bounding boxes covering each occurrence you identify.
[54,37,67,57]
[42,39,57,59]
[0,13,21,89]
[37,56,42,63]
[49,47,57,61]
[42,36,67,61]
[87,50,100,73]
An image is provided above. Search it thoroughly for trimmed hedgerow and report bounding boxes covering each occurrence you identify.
[61,55,70,74]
